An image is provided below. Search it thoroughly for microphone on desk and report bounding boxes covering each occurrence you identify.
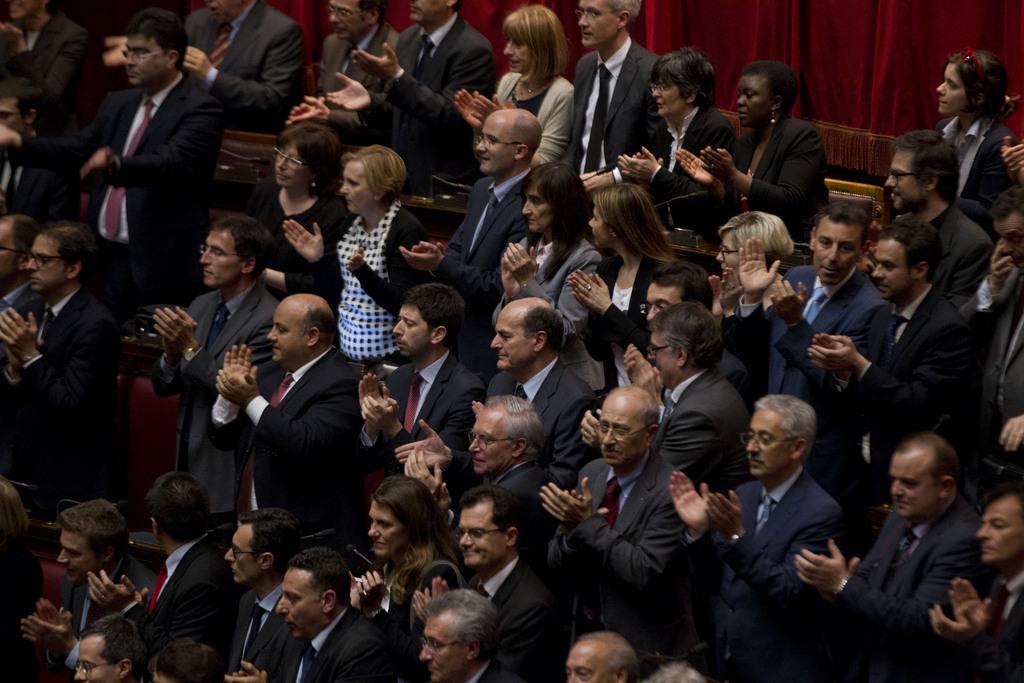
[218,147,272,165]
[429,175,473,199]
[653,191,704,209]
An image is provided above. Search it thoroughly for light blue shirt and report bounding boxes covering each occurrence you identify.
[203,0,258,89]
[519,357,558,403]
[240,583,283,655]
[297,609,346,683]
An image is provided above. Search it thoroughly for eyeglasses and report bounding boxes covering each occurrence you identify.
[468,431,514,448]
[597,422,648,440]
[75,661,116,675]
[421,636,462,653]
[649,83,673,95]
[28,251,62,266]
[199,244,241,258]
[886,170,916,180]
[646,343,670,356]
[456,526,508,540]
[574,7,609,20]
[328,4,356,17]
[228,545,260,557]
[122,48,161,63]
[479,134,524,148]
[740,431,798,448]
[718,246,739,255]
[274,147,307,168]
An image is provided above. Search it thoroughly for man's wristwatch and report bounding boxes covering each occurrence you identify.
[182,343,201,362]
[727,532,744,544]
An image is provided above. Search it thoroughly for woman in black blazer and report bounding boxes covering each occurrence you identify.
[618,47,736,243]
[568,184,675,392]
[686,60,828,242]
[285,145,427,363]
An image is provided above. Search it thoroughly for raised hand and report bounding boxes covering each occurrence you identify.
[540,476,597,534]
[987,238,1016,296]
[580,409,601,449]
[152,306,199,363]
[624,343,663,402]
[287,96,330,125]
[325,72,372,112]
[769,279,808,326]
[399,240,445,271]
[675,148,715,187]
[700,146,738,184]
[929,577,990,643]
[806,333,863,377]
[617,147,661,186]
[795,539,860,601]
[282,220,325,263]
[351,43,401,80]
[225,660,269,683]
[412,575,450,623]
[568,270,612,314]
[668,471,710,536]
[392,420,451,467]
[347,246,366,272]
[20,598,75,655]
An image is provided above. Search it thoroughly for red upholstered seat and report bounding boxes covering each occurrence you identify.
[120,375,178,529]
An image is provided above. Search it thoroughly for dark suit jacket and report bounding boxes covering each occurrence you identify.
[549,453,696,658]
[930,205,993,309]
[186,0,303,132]
[151,284,277,513]
[435,176,528,376]
[0,542,40,682]
[320,23,400,145]
[17,75,223,294]
[728,117,829,241]
[493,462,557,575]
[742,266,885,507]
[712,470,843,683]
[275,608,394,682]
[486,361,595,490]
[836,497,990,683]
[6,163,77,222]
[132,537,238,659]
[214,351,363,545]
[653,368,750,492]
[5,288,119,511]
[854,288,976,501]
[370,16,496,196]
[937,117,1017,234]
[226,589,289,673]
[60,555,156,645]
[0,11,87,136]
[967,579,1024,682]
[0,282,41,476]
[648,106,737,241]
[361,352,484,472]
[475,660,528,683]
[469,559,561,682]
[564,41,659,171]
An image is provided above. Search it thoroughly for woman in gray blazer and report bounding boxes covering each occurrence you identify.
[497,162,603,389]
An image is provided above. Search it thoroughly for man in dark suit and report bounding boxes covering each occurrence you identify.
[74,615,147,683]
[796,433,991,683]
[184,0,303,132]
[0,8,224,321]
[20,500,156,673]
[151,216,277,518]
[456,486,561,681]
[288,0,399,146]
[224,508,301,675]
[931,481,1024,681]
[326,0,496,196]
[733,203,885,514]
[0,2,87,136]
[808,219,976,502]
[261,546,393,683]
[0,222,119,512]
[0,78,76,222]
[886,129,992,308]
[567,0,658,187]
[672,395,844,683]
[420,590,526,683]
[545,386,698,663]
[401,109,539,377]
[126,472,238,658]
[359,283,483,473]
[212,294,362,546]
[647,302,750,491]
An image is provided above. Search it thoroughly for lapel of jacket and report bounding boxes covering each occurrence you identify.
[605,43,638,123]
[868,515,908,590]
[419,17,464,86]
[220,0,264,72]
[193,294,218,352]
[811,270,864,333]
[755,472,806,549]
[1001,270,1024,365]
[208,286,267,358]
[413,354,456,434]
[488,559,523,608]
[137,76,190,153]
[71,582,88,634]
[38,289,85,354]
[154,541,203,616]
[887,289,938,369]
[998,581,1024,645]
[753,118,788,180]
[306,609,355,681]
[627,257,655,320]
[572,54,597,153]
[532,360,562,418]
[248,606,285,661]
[466,183,517,261]
[276,351,333,411]
[615,451,658,530]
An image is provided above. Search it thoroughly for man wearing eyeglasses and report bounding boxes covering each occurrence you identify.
[288,0,398,146]
[544,385,698,667]
[73,614,146,683]
[151,216,277,520]
[0,8,224,323]
[671,394,843,683]
[885,129,992,308]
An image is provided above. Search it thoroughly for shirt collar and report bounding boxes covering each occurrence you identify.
[608,453,648,489]
[47,286,80,319]
[812,266,857,300]
[466,661,491,683]
[355,24,377,52]
[146,72,182,110]
[310,608,346,652]
[1004,568,1024,596]
[763,466,802,503]
[230,0,257,33]
[519,356,558,403]
[666,106,699,140]
[422,12,458,50]
[481,556,518,598]
[599,37,631,78]
[893,284,932,319]
[222,282,255,316]
[942,115,986,141]
[491,168,530,203]
[290,348,332,384]
[669,368,706,403]
[418,350,449,385]
[165,535,204,577]
[257,583,283,611]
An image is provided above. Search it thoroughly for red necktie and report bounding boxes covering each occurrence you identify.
[403,372,422,433]
[987,584,1011,638]
[600,477,621,527]
[236,373,294,515]
[102,99,153,240]
[147,564,168,614]
[209,23,231,68]
[84,598,103,626]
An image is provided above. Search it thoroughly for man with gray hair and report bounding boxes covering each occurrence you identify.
[565,630,639,683]
[671,394,843,683]
[419,589,526,683]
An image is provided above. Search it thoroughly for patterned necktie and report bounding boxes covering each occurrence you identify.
[403,372,423,432]
[413,34,433,79]
[601,477,621,527]
[878,314,908,369]
[803,286,828,324]
[755,494,775,535]
[206,302,229,348]
[210,22,231,68]
[103,99,154,240]
[583,65,612,172]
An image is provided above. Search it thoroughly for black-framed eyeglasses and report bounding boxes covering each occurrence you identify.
[886,170,916,180]
[468,431,514,448]
[28,251,62,266]
[456,526,508,540]
[646,343,670,356]
[229,545,260,557]
[199,244,241,258]
[740,431,798,448]
[75,660,117,675]
[421,636,462,653]
[274,147,307,168]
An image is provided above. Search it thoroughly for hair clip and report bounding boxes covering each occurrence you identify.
[959,46,985,80]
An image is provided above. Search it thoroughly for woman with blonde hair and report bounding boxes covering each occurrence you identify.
[286,145,428,363]
[455,4,573,164]
[0,476,41,681]
[352,475,461,682]
[714,211,794,317]
[569,184,676,390]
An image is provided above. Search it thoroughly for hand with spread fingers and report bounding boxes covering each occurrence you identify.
[20,598,75,655]
[153,306,200,363]
[737,236,781,303]
[624,344,663,403]
[282,220,325,263]
[794,539,860,602]
[500,243,539,297]
[929,577,990,643]
[540,476,600,535]
[287,96,331,125]
[325,72,372,112]
[668,471,710,538]
[580,409,602,449]
[352,43,401,80]
[568,270,612,314]
[86,570,143,612]
[400,240,445,271]
[769,278,808,327]
[225,660,269,683]
[392,420,452,467]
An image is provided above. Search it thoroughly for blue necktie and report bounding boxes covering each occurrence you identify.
[878,314,908,369]
[413,34,433,79]
[298,642,316,683]
[755,494,774,535]
[661,393,674,426]
[803,286,827,324]
[206,302,229,348]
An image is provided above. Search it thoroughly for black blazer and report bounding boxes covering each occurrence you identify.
[60,555,156,643]
[968,579,1024,682]
[648,106,737,241]
[7,164,78,222]
[17,75,224,293]
[362,352,484,473]
[371,16,496,196]
[855,289,976,501]
[836,497,991,683]
[469,559,562,682]
[0,542,41,682]
[728,116,829,241]
[215,351,362,545]
[930,205,993,309]
[564,41,660,171]
[226,589,289,673]
[434,176,528,377]
[6,288,119,511]
[936,117,1017,234]
[275,608,395,683]
[492,462,556,577]
[130,537,238,659]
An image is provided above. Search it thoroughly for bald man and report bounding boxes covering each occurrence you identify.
[211,294,363,546]
[402,110,541,377]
